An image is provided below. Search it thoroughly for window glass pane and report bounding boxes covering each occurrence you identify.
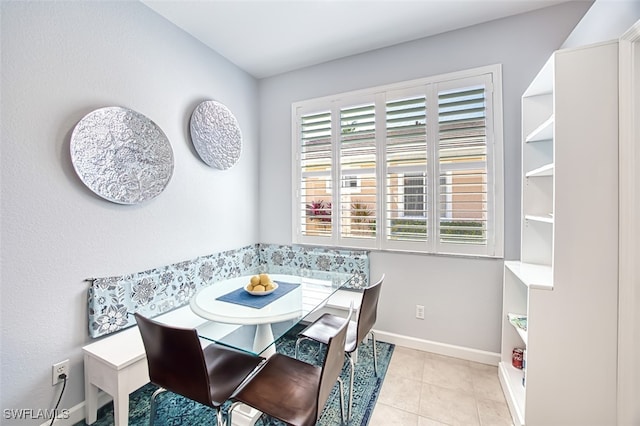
[438,85,487,245]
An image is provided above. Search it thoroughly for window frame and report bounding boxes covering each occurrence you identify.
[292,64,504,258]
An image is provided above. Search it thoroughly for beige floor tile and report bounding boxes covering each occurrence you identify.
[467,360,497,372]
[419,382,481,426]
[369,402,419,426]
[386,346,426,380]
[476,398,513,426]
[477,415,514,426]
[470,366,506,403]
[418,415,452,425]
[377,374,422,413]
[422,354,474,394]
[373,346,512,426]
[424,352,470,367]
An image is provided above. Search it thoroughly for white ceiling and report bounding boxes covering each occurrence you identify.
[142,0,571,79]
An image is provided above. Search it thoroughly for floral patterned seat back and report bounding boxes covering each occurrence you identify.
[88,244,369,338]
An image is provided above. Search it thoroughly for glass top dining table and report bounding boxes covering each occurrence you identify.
[178,270,355,357]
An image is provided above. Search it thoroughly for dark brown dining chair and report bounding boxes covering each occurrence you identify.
[228,303,354,426]
[134,313,264,426]
[295,274,384,421]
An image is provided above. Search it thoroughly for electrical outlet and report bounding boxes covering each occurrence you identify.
[52,359,69,386]
[416,304,425,320]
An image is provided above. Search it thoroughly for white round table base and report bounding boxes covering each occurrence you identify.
[254,323,276,357]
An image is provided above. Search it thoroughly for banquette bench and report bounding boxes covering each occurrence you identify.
[82,243,369,426]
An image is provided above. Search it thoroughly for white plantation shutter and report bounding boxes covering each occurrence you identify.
[437,81,490,251]
[293,66,502,257]
[385,95,428,242]
[299,110,332,238]
[340,103,377,240]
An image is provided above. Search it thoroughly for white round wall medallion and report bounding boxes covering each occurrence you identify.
[70,106,174,204]
[190,100,242,170]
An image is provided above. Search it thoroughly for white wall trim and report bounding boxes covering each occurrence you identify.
[617,18,640,426]
[376,330,500,366]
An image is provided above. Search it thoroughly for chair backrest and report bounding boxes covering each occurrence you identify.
[134,313,213,407]
[316,303,354,420]
[355,274,384,343]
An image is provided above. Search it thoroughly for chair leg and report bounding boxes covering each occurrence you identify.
[371,331,378,377]
[216,407,227,426]
[345,354,355,422]
[337,376,346,425]
[149,387,167,426]
[294,336,304,359]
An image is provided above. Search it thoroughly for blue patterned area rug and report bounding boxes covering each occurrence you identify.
[75,325,394,426]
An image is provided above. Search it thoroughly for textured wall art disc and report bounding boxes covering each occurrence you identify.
[190,100,242,170]
[70,107,174,204]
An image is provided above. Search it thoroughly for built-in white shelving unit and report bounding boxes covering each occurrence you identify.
[499,41,620,426]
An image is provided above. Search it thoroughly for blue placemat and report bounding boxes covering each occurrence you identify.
[216,281,300,309]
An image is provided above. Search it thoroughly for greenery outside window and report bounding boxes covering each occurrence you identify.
[293,65,504,257]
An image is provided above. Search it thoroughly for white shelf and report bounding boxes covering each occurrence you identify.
[525,115,554,142]
[507,313,528,345]
[525,214,554,225]
[505,261,553,290]
[514,325,527,345]
[525,163,554,178]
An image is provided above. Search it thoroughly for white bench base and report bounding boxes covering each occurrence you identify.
[83,325,148,426]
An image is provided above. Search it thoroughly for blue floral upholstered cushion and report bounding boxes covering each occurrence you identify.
[87,243,369,338]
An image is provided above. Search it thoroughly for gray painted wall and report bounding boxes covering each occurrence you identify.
[257,2,591,352]
[1,1,259,423]
[562,0,640,48]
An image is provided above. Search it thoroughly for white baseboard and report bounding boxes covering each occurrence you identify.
[375,329,500,366]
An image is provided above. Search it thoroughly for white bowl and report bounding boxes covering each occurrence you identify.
[244,282,278,296]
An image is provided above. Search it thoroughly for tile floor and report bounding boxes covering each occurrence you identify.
[369,346,514,426]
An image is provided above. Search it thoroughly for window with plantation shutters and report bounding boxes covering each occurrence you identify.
[293,65,503,257]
